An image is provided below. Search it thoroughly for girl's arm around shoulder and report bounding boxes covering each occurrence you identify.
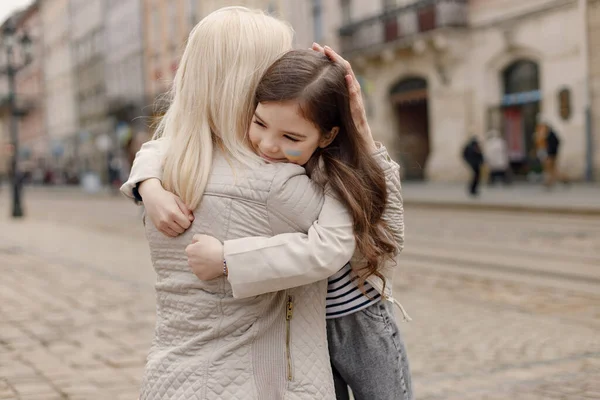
[120,138,168,202]
[224,164,356,299]
[267,163,324,233]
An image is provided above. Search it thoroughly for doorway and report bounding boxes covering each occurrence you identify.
[390,77,430,181]
[500,60,541,176]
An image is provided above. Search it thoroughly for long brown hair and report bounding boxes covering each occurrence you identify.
[255,50,397,290]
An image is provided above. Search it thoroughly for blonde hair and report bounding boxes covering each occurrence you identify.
[155,7,293,209]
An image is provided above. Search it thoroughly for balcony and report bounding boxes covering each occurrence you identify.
[339,0,468,56]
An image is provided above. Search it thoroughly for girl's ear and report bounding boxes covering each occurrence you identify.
[319,127,339,148]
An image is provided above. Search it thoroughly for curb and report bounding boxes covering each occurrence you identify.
[403,199,600,216]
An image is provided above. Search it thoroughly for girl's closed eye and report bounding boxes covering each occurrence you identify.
[253,120,266,128]
[284,135,300,142]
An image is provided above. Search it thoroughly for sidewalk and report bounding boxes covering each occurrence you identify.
[6,181,600,215]
[402,182,600,215]
[1,185,600,399]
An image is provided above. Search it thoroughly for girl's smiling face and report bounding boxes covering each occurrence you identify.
[248,101,337,165]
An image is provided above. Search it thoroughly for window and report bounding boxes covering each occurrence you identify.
[503,60,539,95]
[312,0,323,42]
[93,30,104,55]
[383,0,414,10]
[151,8,160,51]
[341,0,351,24]
[383,0,396,10]
[187,0,197,26]
[168,2,178,45]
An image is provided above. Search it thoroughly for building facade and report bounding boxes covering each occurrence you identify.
[41,0,78,180]
[0,17,10,180]
[14,2,46,179]
[142,0,282,129]
[287,0,593,182]
[105,0,147,168]
[3,0,597,184]
[70,0,112,181]
[142,0,191,111]
[588,0,600,179]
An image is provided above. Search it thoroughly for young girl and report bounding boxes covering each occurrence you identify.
[125,48,412,400]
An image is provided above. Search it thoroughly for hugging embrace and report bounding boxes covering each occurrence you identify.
[122,6,413,400]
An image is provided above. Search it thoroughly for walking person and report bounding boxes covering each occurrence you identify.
[484,130,510,185]
[121,8,412,400]
[535,121,569,188]
[462,136,484,196]
[543,123,568,188]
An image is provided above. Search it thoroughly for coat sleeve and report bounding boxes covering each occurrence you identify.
[372,142,404,252]
[224,164,356,299]
[120,138,167,202]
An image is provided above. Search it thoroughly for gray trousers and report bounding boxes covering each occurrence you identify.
[327,301,413,400]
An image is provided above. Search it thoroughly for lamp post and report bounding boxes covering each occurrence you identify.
[1,18,32,218]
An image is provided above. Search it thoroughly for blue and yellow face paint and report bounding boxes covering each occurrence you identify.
[284,149,303,162]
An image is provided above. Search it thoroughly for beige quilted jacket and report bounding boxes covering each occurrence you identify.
[123,150,344,399]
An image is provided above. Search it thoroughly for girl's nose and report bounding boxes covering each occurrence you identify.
[263,139,279,153]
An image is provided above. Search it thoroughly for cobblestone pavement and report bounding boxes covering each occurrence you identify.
[1,188,599,399]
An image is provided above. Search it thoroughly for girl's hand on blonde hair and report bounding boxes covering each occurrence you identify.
[138,178,194,237]
[311,43,377,153]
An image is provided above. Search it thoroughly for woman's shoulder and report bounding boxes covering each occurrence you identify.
[207,155,316,202]
[268,162,310,187]
[267,163,324,215]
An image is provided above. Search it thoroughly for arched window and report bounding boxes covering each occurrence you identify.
[390,77,427,104]
[503,60,539,94]
[390,77,427,94]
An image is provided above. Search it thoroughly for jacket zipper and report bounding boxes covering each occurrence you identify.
[286,295,294,381]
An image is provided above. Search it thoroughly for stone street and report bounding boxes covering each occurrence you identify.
[1,187,599,399]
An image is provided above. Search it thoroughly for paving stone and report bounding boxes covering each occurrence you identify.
[1,188,599,399]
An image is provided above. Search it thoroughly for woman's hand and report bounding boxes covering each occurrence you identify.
[185,234,225,281]
[138,178,194,237]
[311,43,377,153]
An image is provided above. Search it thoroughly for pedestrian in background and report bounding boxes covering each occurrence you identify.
[535,121,569,188]
[462,136,484,196]
[484,130,510,185]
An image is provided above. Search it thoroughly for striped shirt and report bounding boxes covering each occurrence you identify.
[326,262,381,319]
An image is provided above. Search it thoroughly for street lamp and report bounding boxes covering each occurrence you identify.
[1,18,33,218]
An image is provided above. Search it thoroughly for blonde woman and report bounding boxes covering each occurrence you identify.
[122,7,410,400]
[125,8,342,399]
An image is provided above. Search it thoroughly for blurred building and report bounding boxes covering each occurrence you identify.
[41,0,78,181]
[142,0,192,119]
[3,0,598,184]
[589,0,600,179]
[143,0,282,128]
[280,0,346,49]
[69,0,111,181]
[15,2,46,181]
[0,115,7,182]
[287,0,594,182]
[0,19,9,180]
[105,0,147,170]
